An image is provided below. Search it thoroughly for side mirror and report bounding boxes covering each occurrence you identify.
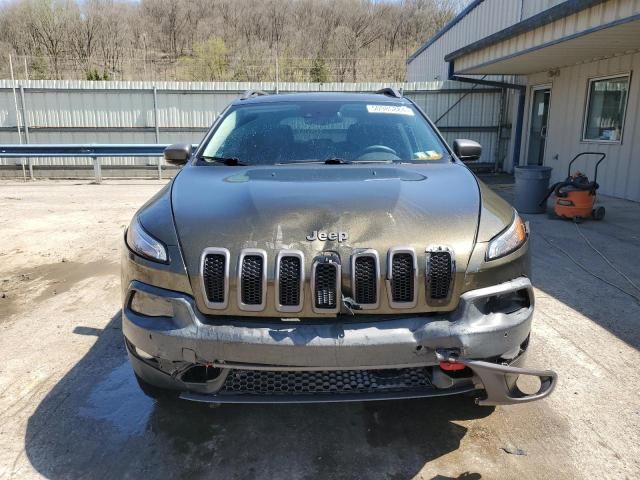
[163,143,192,166]
[453,139,482,162]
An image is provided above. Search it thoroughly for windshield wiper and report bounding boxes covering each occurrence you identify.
[324,157,395,164]
[324,157,350,164]
[198,155,247,166]
[276,158,393,165]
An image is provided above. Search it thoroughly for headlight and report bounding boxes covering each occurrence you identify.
[486,211,527,261]
[126,217,168,263]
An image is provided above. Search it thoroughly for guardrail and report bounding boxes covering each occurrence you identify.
[0,144,199,183]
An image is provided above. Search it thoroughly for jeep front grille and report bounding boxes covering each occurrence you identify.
[200,246,454,313]
[352,251,379,308]
[222,367,432,396]
[388,249,417,307]
[238,250,267,311]
[276,252,304,312]
[312,257,341,313]
[426,249,454,303]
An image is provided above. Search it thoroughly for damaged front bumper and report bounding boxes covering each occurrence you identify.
[123,277,557,405]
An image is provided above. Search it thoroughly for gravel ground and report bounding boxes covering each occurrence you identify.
[0,178,638,480]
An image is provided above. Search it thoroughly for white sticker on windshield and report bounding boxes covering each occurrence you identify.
[366,105,414,116]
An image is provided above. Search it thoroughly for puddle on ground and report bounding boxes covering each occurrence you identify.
[29,260,119,302]
[79,361,154,437]
[1,260,119,322]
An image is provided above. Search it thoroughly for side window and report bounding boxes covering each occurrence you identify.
[583,74,630,142]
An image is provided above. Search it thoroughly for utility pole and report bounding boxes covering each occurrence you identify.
[142,34,147,79]
[274,36,280,94]
[9,55,26,181]
[9,55,23,144]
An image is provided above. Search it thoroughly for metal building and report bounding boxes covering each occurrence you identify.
[0,80,508,174]
[408,0,640,202]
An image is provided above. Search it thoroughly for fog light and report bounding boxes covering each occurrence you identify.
[130,290,174,317]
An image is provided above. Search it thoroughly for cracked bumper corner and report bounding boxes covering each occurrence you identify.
[435,349,557,406]
[465,358,557,406]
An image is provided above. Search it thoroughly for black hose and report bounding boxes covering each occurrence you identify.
[538,181,569,206]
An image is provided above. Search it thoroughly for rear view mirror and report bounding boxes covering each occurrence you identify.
[453,139,482,162]
[163,143,192,166]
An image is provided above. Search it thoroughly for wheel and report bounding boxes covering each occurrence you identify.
[592,206,605,220]
[134,372,177,401]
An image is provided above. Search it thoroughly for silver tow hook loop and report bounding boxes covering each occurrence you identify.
[436,351,557,406]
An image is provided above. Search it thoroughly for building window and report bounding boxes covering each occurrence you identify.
[583,74,630,142]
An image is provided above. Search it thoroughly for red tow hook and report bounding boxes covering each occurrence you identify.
[439,361,466,371]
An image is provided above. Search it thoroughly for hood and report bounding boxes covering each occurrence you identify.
[171,163,481,316]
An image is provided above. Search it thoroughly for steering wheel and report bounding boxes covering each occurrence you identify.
[357,145,397,157]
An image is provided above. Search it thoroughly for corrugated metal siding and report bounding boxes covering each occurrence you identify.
[456,0,640,73]
[0,80,508,166]
[410,87,510,163]
[520,50,640,201]
[407,0,523,82]
[521,0,567,19]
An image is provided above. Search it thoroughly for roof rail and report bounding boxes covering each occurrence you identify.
[240,89,269,100]
[375,87,402,98]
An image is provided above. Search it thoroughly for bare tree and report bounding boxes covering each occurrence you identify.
[69,0,99,73]
[142,0,193,60]
[23,0,76,79]
[0,0,461,82]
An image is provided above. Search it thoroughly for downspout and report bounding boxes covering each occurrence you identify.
[512,89,526,172]
[448,61,526,172]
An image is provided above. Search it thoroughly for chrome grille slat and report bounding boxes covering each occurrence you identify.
[276,250,304,312]
[387,247,418,308]
[312,256,341,314]
[428,252,451,299]
[200,248,230,309]
[279,257,301,305]
[315,264,337,308]
[237,249,267,311]
[392,254,414,301]
[426,248,455,305]
[241,256,263,304]
[204,255,226,303]
[351,250,379,309]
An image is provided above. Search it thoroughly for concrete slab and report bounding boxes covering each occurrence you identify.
[0,178,638,479]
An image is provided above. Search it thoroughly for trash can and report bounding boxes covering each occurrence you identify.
[513,166,553,214]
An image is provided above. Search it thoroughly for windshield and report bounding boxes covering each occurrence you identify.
[199,100,448,165]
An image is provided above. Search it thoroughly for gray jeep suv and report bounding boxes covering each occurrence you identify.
[122,89,557,405]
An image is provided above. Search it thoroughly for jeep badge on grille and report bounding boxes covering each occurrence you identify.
[306,230,348,242]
